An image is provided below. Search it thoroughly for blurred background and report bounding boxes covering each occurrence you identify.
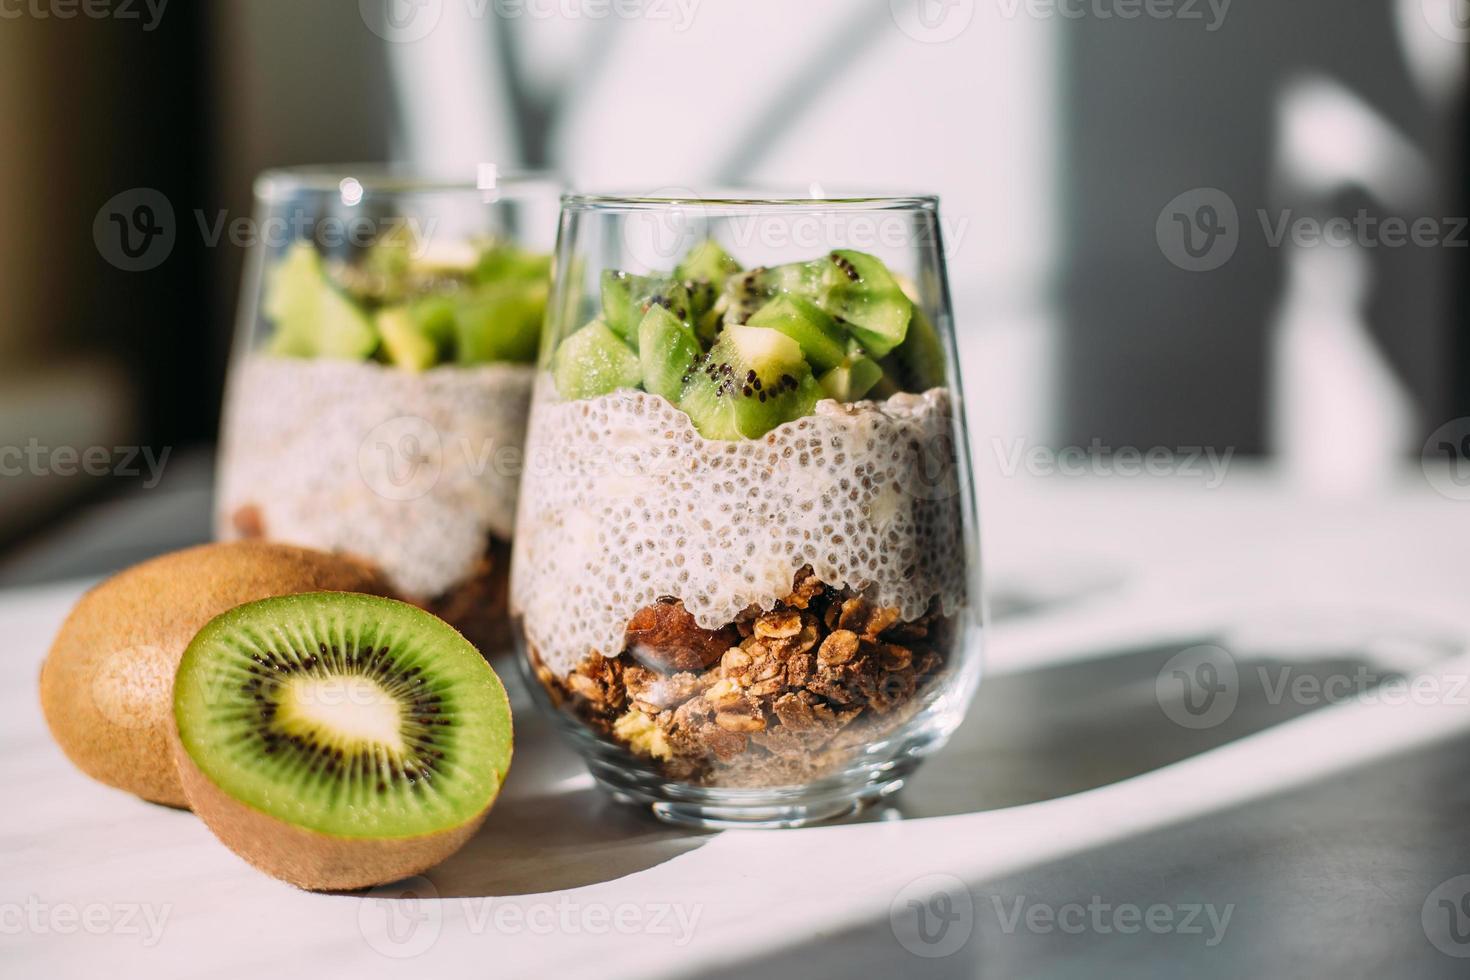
[0,0,1465,581]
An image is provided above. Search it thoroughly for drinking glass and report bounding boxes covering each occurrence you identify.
[510,189,984,827]
[216,165,560,655]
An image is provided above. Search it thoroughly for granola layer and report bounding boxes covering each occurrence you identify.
[529,568,953,787]
[512,384,968,677]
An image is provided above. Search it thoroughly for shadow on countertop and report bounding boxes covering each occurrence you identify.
[420,619,1460,898]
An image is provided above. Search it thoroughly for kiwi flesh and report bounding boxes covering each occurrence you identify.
[674,239,741,291]
[552,319,643,401]
[638,304,701,403]
[452,279,548,365]
[39,542,392,808]
[719,250,913,357]
[263,243,379,360]
[172,592,512,891]
[746,295,847,371]
[678,324,819,440]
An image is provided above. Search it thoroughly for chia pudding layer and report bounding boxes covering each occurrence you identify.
[217,354,534,649]
[511,383,970,785]
[512,384,967,677]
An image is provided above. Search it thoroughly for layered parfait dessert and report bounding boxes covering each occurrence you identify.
[218,229,549,653]
[512,239,972,790]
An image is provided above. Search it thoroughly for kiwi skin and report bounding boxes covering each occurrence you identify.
[174,739,495,892]
[38,542,392,808]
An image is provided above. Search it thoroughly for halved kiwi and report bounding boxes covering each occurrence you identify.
[172,592,512,891]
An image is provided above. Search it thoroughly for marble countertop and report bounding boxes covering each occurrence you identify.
[5,465,1470,978]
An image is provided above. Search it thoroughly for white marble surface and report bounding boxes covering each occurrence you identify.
[4,467,1470,978]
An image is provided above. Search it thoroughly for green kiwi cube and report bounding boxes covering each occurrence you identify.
[263,242,378,360]
[674,239,742,290]
[678,324,819,440]
[553,319,643,401]
[453,279,548,365]
[884,302,947,391]
[638,304,702,403]
[819,353,885,402]
[747,295,847,371]
[377,306,440,372]
[820,250,913,357]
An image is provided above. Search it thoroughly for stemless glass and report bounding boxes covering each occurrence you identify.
[510,189,984,827]
[216,165,561,655]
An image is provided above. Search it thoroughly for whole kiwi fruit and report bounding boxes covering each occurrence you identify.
[39,541,392,807]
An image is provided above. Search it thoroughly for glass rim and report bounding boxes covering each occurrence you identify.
[254,164,563,202]
[562,187,940,213]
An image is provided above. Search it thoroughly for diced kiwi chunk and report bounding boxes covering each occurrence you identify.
[263,243,378,360]
[819,352,885,402]
[679,324,819,440]
[638,304,701,403]
[475,244,552,286]
[553,319,642,401]
[378,306,439,372]
[747,295,847,371]
[453,279,547,365]
[883,302,947,391]
[722,250,913,358]
[675,239,742,291]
